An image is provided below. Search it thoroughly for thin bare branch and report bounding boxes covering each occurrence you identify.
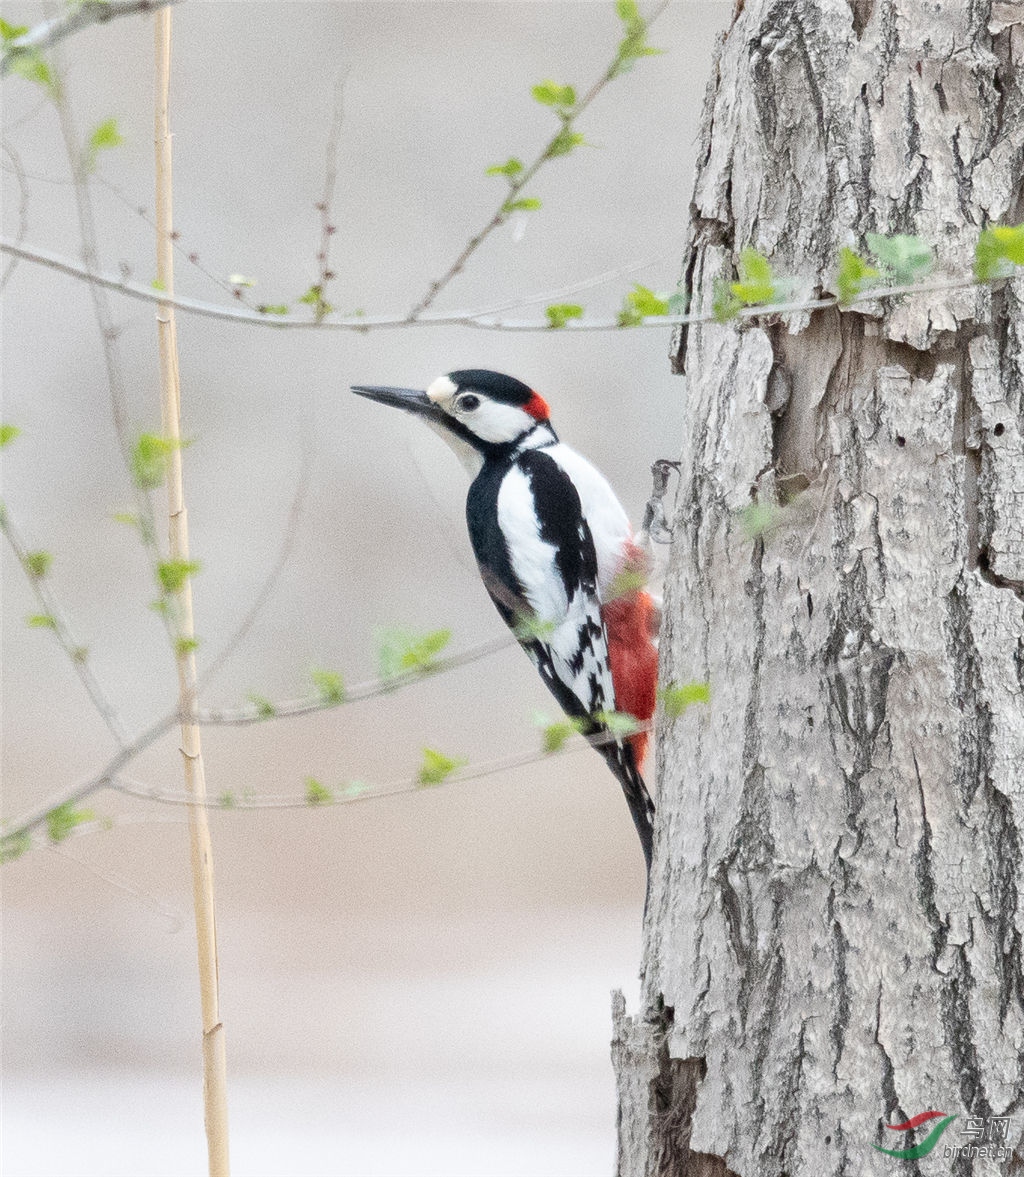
[196,634,513,727]
[0,236,994,332]
[1,504,130,745]
[406,0,671,318]
[1,0,182,76]
[111,718,654,813]
[304,69,348,322]
[1,141,30,291]
[197,426,315,689]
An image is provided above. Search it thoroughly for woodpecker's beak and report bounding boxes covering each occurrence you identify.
[351,384,444,423]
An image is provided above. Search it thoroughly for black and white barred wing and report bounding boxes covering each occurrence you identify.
[493,451,615,724]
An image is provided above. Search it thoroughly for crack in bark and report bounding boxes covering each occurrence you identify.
[946,576,994,809]
[979,780,1024,1027]
[827,885,851,1078]
[846,0,875,39]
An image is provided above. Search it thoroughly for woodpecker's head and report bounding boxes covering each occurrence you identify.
[352,369,553,462]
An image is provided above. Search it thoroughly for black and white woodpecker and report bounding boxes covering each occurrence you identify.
[352,370,658,874]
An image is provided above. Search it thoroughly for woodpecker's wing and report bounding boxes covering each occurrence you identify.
[484,449,615,720]
[467,446,655,874]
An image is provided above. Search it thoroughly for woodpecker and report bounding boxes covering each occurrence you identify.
[352,370,659,874]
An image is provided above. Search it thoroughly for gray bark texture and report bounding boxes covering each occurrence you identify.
[614,2,1024,1175]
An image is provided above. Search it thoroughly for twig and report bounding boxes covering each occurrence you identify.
[1,504,130,745]
[0,237,992,331]
[195,634,513,726]
[110,728,618,811]
[1,141,29,291]
[0,634,513,845]
[407,0,671,318]
[305,70,348,322]
[1,0,182,75]
[197,427,315,690]
[153,11,229,1174]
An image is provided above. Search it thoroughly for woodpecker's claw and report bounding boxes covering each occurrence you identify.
[351,384,442,422]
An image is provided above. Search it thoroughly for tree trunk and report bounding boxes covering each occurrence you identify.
[614,2,1024,1174]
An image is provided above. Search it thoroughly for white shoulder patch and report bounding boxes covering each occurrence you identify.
[496,465,568,623]
[542,444,632,595]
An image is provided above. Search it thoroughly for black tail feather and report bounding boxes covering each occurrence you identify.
[598,739,654,877]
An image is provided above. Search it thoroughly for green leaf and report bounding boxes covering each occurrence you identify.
[546,127,586,158]
[156,559,200,594]
[485,157,524,178]
[10,51,57,96]
[297,285,333,319]
[310,667,346,705]
[737,502,780,540]
[618,283,670,327]
[46,802,95,844]
[26,613,57,629]
[24,550,52,578]
[219,791,237,809]
[545,303,584,329]
[131,432,188,489]
[112,512,139,527]
[992,223,1024,264]
[0,831,31,864]
[865,233,934,285]
[975,224,1024,281]
[342,780,368,799]
[537,714,584,753]
[835,246,879,306]
[417,748,467,786]
[86,118,123,170]
[712,278,742,323]
[305,777,333,805]
[513,612,557,642]
[606,566,648,600]
[731,247,775,305]
[377,627,453,679]
[666,291,690,315]
[150,277,166,292]
[595,709,641,737]
[0,19,30,41]
[610,1,663,76]
[659,680,710,719]
[0,424,20,448]
[257,304,290,315]
[175,636,200,657]
[502,196,542,213]
[531,79,576,111]
[246,693,277,719]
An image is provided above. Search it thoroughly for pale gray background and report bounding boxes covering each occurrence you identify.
[2,3,728,1172]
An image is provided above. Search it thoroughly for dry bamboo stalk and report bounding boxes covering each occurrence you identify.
[153,10,230,1175]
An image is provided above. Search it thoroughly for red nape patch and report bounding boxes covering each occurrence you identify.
[524,391,550,421]
[602,548,658,768]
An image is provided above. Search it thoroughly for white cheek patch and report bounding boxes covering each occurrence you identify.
[427,375,458,404]
[463,400,536,444]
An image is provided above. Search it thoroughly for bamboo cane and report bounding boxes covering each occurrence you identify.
[153,10,230,1174]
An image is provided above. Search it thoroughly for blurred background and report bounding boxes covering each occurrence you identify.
[2,3,729,1173]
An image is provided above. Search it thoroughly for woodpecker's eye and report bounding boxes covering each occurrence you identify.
[457,394,480,412]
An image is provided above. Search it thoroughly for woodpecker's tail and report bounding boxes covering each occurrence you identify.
[596,736,655,876]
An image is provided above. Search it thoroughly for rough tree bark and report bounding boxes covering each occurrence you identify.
[614,2,1024,1175]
